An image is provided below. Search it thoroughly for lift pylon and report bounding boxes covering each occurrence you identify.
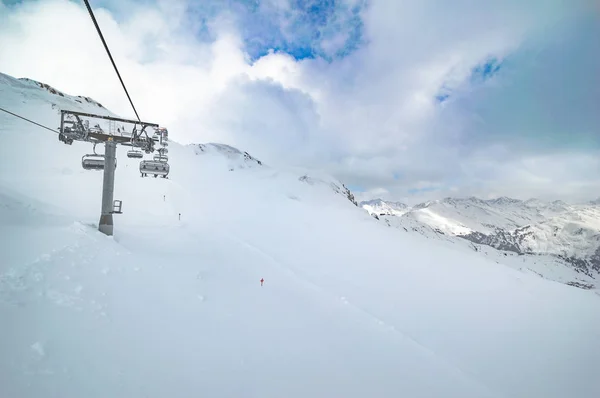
[57,110,170,236]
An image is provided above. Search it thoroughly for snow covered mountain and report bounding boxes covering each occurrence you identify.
[2,71,600,398]
[192,142,265,169]
[363,197,600,287]
[0,73,111,115]
[360,198,409,216]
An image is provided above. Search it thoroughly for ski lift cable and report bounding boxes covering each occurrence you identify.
[82,0,141,123]
[0,106,58,133]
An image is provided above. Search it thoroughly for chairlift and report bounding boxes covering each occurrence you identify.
[81,142,117,171]
[82,142,104,170]
[82,154,105,170]
[130,136,153,153]
[127,149,143,159]
[140,160,170,178]
[153,154,169,162]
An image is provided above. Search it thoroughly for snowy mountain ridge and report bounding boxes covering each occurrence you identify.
[192,143,264,170]
[360,198,408,216]
[362,197,600,284]
[190,143,358,205]
[0,73,107,112]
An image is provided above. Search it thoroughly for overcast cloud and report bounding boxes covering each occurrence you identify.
[0,0,598,204]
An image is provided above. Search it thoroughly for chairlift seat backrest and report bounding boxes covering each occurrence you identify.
[127,150,143,159]
[140,160,170,176]
[82,154,117,170]
[82,154,105,170]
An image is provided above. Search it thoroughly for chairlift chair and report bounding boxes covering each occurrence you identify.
[127,149,143,159]
[153,154,169,162]
[82,154,105,170]
[140,160,170,178]
[82,142,116,171]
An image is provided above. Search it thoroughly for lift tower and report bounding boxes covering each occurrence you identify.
[58,110,169,236]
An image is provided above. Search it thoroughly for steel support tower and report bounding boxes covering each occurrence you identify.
[58,110,166,236]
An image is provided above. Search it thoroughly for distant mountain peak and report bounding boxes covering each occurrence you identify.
[441,197,486,206]
[412,200,438,210]
[487,196,522,205]
[524,198,543,205]
[360,198,385,205]
[360,198,407,208]
[360,198,409,216]
[549,200,570,210]
[369,192,600,282]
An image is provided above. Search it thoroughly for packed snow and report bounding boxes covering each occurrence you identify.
[1,71,600,398]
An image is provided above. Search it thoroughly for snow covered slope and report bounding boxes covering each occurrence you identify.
[2,71,600,398]
[364,197,600,284]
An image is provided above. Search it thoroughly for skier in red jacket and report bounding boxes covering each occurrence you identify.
[260,278,264,286]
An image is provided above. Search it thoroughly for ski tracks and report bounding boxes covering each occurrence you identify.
[0,221,120,311]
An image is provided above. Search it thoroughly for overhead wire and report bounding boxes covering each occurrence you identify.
[0,106,58,134]
[1,1,143,135]
[82,0,141,122]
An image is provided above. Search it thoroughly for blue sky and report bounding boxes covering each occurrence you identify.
[192,0,367,61]
[82,0,367,61]
[1,0,599,204]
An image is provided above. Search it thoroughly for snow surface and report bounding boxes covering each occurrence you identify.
[2,71,600,398]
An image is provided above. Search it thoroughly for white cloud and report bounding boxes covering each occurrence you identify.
[0,0,597,203]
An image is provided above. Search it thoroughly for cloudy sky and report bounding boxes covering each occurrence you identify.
[1,0,599,204]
